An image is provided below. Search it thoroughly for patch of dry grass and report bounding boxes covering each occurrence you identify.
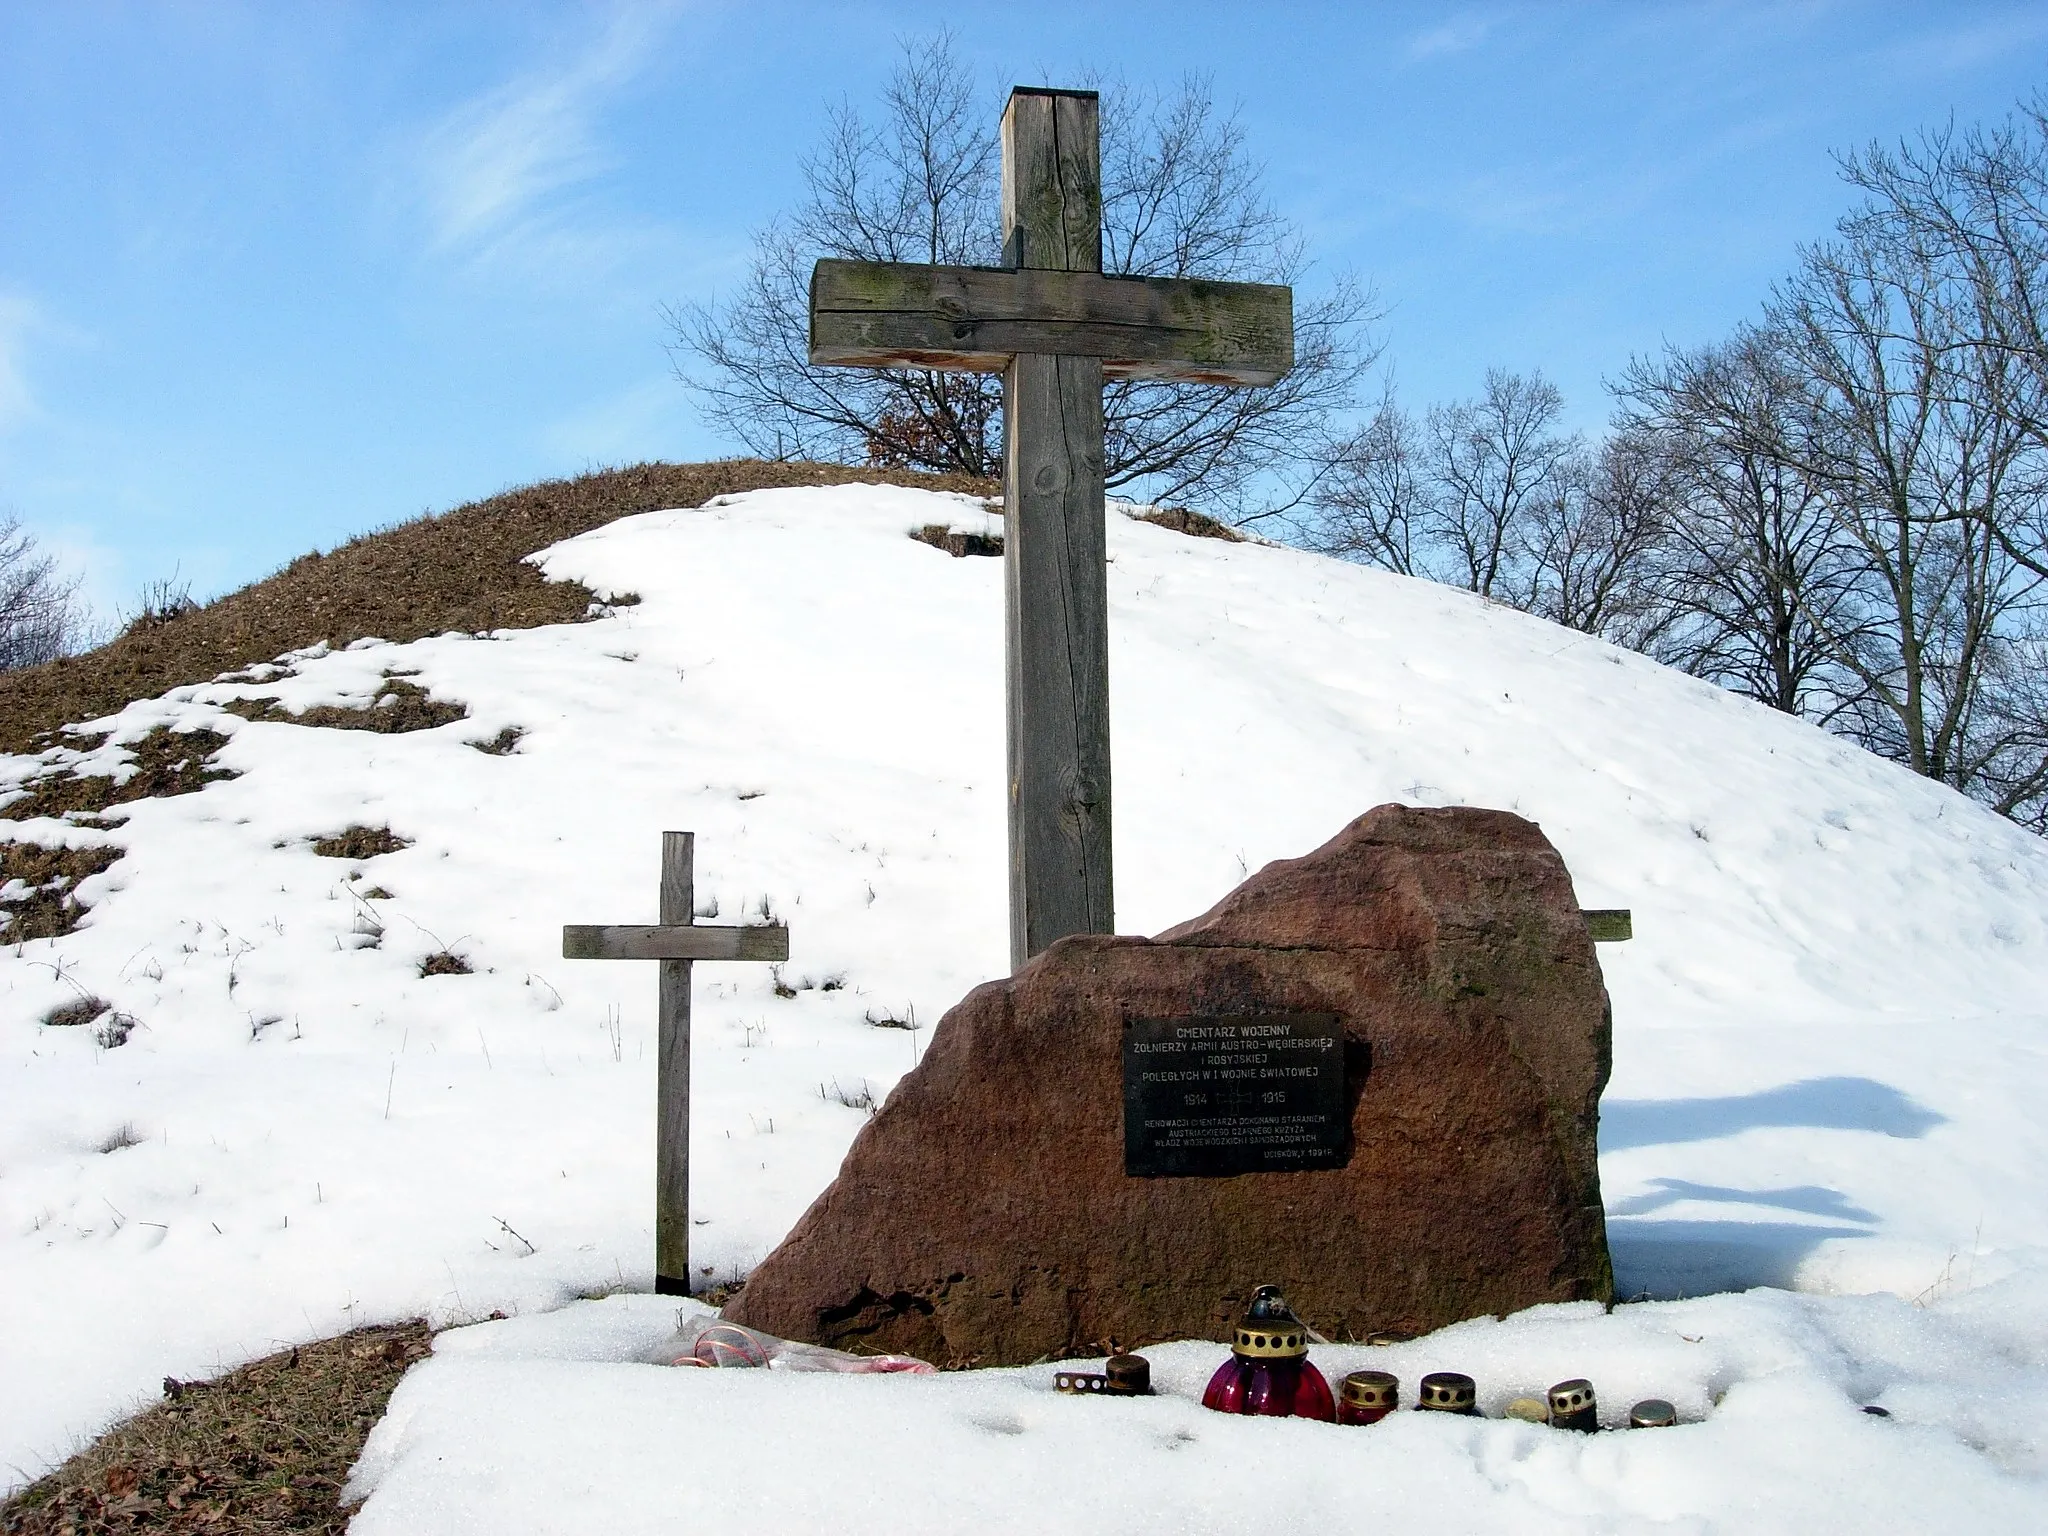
[40,997,137,1049]
[0,726,234,942]
[1135,505,1243,541]
[695,1278,745,1308]
[1,728,235,825]
[1,843,123,943]
[909,523,1003,558]
[0,460,995,755]
[467,726,523,756]
[0,1320,431,1534]
[227,678,466,735]
[308,827,410,860]
[43,992,112,1029]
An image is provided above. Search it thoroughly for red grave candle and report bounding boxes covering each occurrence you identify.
[1201,1285,1337,1422]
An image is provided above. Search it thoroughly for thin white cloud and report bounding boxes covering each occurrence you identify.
[1406,14,1495,63]
[417,5,677,258]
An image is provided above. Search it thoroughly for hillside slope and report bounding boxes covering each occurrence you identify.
[3,481,2046,1499]
[0,460,992,753]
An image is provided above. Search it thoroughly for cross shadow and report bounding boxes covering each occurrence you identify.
[1606,1178,1880,1224]
[1600,1076,1945,1151]
[1598,1081,1930,1297]
[1607,1217,1869,1300]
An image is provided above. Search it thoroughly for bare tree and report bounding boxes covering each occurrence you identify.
[679,36,1001,474]
[1767,220,2046,806]
[1418,369,1581,602]
[1309,91,2048,833]
[0,514,86,671]
[1964,633,2048,823]
[1311,371,1678,646]
[675,34,1377,515]
[1523,429,1682,650]
[1617,332,1869,718]
[1304,388,1424,574]
[1835,99,2048,581]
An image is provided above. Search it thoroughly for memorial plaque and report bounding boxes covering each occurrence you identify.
[1122,1013,1348,1177]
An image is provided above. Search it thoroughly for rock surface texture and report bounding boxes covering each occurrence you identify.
[725,805,1614,1365]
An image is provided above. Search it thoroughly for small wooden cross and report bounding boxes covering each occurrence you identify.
[562,831,789,1295]
[809,87,1295,971]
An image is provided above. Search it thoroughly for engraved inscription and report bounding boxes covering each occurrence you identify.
[1122,1013,1348,1177]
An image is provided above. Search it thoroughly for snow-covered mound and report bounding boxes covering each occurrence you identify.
[5,484,2046,1514]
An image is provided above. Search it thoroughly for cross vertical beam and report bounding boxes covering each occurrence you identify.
[1002,87,1113,971]
[655,831,693,1294]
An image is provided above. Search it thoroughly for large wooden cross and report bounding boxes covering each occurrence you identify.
[809,87,1294,971]
[562,831,788,1295]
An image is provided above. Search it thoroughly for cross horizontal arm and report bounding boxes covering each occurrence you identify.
[1582,909,1632,943]
[810,260,1293,386]
[562,924,791,962]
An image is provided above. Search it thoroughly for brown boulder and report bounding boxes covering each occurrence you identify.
[725,805,1614,1365]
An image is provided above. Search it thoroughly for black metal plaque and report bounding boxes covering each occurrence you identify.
[1122,1014,1348,1178]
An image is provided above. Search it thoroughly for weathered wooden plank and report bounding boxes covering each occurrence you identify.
[1000,83,1114,972]
[1002,88,1100,272]
[809,260,1293,385]
[655,831,693,1295]
[1583,909,1633,943]
[562,923,791,963]
[1005,350,1113,969]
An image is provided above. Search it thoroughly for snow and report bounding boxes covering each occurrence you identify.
[338,1289,2048,1531]
[4,482,2047,1522]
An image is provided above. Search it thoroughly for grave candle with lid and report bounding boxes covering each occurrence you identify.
[1337,1370,1399,1425]
[1201,1285,1337,1421]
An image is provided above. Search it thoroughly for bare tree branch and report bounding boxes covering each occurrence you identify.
[673,35,1378,515]
[0,514,88,672]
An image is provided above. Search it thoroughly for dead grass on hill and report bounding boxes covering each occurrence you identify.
[1,842,123,944]
[0,726,236,941]
[1136,505,1243,541]
[43,992,113,1029]
[309,826,410,860]
[225,677,467,735]
[0,460,995,755]
[2,728,236,825]
[910,523,1003,558]
[0,1320,431,1534]
[468,725,523,756]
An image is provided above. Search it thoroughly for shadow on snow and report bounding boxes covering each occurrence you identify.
[1597,1076,1943,1298]
[1600,1076,1945,1151]
[1607,1217,1871,1300]
[1607,1179,1881,1224]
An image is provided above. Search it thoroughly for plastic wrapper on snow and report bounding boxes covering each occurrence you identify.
[659,1312,933,1373]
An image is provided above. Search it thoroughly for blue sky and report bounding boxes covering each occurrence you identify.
[3,2,2046,616]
